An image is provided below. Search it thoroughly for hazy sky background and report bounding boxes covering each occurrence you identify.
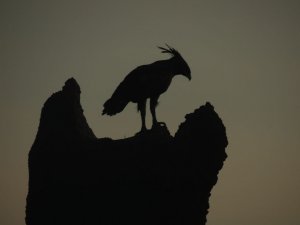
[1,0,300,224]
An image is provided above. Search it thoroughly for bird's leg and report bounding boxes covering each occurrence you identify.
[138,100,147,132]
[150,96,159,129]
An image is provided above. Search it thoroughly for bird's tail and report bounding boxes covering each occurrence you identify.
[102,97,129,116]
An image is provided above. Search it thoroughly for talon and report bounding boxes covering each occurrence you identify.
[152,122,166,129]
[135,127,148,136]
[141,127,148,132]
[158,122,166,127]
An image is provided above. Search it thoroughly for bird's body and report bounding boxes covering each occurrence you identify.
[102,45,191,132]
[104,60,174,111]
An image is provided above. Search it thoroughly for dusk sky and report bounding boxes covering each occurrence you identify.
[1,1,300,224]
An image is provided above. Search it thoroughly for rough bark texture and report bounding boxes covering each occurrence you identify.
[26,78,228,225]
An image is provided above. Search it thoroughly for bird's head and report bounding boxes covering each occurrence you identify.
[158,44,191,80]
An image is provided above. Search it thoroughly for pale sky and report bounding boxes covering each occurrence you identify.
[1,1,300,224]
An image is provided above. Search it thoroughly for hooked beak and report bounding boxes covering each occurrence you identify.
[186,72,191,81]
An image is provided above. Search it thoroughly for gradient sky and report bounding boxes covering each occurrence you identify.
[1,1,300,224]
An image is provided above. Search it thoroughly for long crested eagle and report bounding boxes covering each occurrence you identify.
[102,44,191,133]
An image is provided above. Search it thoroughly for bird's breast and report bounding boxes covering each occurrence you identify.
[151,75,173,95]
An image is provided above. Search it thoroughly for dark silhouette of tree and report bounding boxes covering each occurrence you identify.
[102,45,191,132]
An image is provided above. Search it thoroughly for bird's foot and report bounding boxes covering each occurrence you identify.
[151,122,166,130]
[150,122,170,136]
[135,123,169,137]
[135,127,148,136]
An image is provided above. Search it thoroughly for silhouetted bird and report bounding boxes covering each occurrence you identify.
[102,45,191,132]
